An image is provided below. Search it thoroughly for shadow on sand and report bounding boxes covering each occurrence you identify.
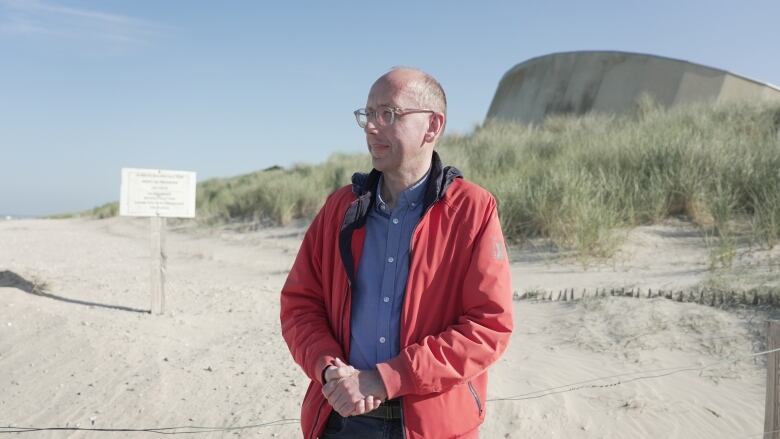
[0,270,149,314]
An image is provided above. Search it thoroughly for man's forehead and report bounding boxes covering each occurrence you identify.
[367,80,419,108]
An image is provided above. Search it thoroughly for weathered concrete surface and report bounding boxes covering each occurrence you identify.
[487,51,780,124]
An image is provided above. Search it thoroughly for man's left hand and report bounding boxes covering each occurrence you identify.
[322,367,388,417]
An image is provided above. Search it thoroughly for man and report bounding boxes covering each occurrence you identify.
[280,67,513,438]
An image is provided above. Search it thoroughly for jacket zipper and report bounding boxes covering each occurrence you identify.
[467,381,483,416]
[307,398,326,439]
[407,199,437,258]
[396,201,437,439]
[340,282,350,343]
[400,398,408,439]
[309,279,352,439]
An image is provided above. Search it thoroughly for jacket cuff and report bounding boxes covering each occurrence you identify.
[376,356,414,399]
[312,354,337,386]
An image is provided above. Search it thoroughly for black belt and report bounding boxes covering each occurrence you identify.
[358,400,402,420]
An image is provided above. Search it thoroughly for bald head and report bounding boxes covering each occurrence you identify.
[373,67,447,121]
[363,67,447,178]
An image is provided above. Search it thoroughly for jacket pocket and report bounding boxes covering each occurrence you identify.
[467,381,483,416]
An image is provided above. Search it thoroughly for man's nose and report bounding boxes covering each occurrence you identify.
[364,118,379,133]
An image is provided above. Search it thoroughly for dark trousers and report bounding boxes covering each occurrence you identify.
[320,412,403,439]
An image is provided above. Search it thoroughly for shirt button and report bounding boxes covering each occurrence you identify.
[383,296,390,303]
[379,337,386,343]
[411,202,416,207]
[387,257,394,263]
[392,218,399,224]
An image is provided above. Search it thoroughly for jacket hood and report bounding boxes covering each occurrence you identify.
[350,151,462,212]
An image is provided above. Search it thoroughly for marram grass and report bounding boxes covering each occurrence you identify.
[446,100,780,263]
[89,101,780,263]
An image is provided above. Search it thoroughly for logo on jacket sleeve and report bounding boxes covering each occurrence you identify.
[491,236,504,261]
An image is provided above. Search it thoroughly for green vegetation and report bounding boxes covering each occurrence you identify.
[44,212,77,219]
[88,101,780,264]
[445,100,780,264]
[45,202,117,219]
[90,202,119,219]
[194,153,372,226]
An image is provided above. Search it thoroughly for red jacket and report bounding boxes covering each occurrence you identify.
[280,153,513,438]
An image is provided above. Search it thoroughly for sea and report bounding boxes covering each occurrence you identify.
[1,214,34,221]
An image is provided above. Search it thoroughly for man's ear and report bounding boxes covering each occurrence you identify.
[424,113,445,143]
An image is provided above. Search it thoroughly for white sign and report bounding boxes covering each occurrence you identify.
[120,168,197,218]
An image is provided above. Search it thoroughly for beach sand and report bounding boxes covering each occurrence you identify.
[0,217,777,438]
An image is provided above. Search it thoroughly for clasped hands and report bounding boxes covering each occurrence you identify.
[322,358,388,417]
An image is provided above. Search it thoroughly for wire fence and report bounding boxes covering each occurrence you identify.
[0,418,299,435]
[2,347,778,437]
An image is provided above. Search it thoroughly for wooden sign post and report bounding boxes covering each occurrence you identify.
[150,216,166,315]
[120,168,196,315]
[766,320,780,439]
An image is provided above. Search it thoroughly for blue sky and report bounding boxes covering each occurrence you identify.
[2,0,779,216]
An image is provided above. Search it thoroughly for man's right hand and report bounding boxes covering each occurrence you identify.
[323,358,382,416]
[324,358,356,383]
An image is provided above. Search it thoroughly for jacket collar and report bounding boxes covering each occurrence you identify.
[350,150,462,214]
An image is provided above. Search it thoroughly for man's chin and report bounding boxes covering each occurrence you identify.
[370,156,388,171]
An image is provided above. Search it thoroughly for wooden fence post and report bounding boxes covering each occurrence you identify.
[766,320,780,439]
[150,216,166,315]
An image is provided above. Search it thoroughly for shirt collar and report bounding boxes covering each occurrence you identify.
[376,169,430,213]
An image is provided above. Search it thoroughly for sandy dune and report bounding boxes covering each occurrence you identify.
[0,217,776,438]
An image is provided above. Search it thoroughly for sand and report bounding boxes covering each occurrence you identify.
[0,217,777,438]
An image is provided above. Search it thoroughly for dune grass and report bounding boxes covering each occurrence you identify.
[89,202,119,219]
[89,101,780,264]
[196,153,371,226]
[444,100,780,264]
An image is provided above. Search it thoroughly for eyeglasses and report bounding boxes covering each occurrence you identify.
[353,106,434,128]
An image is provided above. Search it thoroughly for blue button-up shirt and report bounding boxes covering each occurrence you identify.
[349,172,428,370]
